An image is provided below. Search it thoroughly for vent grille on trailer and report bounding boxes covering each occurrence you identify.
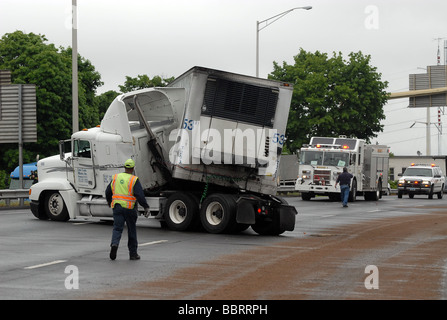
[202,77,278,127]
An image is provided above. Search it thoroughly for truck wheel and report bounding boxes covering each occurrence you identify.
[200,194,236,234]
[44,192,69,221]
[164,192,199,231]
[368,182,382,201]
[31,201,49,220]
[349,180,357,202]
[428,185,434,199]
[301,192,312,201]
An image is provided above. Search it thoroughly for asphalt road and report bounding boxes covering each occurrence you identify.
[0,194,445,301]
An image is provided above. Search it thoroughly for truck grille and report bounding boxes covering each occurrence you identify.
[202,77,278,127]
[313,169,331,184]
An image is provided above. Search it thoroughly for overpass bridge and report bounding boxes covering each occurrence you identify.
[389,87,447,99]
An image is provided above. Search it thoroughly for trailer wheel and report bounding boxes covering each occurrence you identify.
[200,194,236,234]
[164,192,199,231]
[44,192,69,221]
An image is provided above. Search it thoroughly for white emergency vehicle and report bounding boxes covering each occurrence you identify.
[295,136,389,201]
[397,163,445,199]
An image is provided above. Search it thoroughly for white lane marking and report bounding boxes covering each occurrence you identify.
[72,221,95,225]
[24,260,67,270]
[139,240,168,247]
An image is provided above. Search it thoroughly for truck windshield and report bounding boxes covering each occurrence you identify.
[403,168,433,177]
[300,151,349,167]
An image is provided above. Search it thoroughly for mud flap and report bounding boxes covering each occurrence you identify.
[278,204,297,231]
[236,198,256,225]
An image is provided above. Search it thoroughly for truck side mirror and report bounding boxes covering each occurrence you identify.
[59,139,72,162]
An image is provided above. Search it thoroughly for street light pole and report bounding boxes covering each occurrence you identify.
[256,6,312,77]
[72,0,79,133]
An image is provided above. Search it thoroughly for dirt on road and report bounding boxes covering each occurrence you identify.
[97,206,447,300]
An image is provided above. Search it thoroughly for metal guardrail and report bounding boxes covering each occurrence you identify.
[0,189,30,199]
[0,189,30,207]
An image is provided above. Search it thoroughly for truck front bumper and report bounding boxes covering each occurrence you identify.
[296,179,338,194]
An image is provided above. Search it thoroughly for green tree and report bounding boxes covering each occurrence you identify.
[118,74,174,93]
[269,49,389,152]
[0,31,103,173]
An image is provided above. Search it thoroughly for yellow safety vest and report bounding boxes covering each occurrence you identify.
[111,173,138,209]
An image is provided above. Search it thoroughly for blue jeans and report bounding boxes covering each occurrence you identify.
[340,184,350,206]
[111,204,138,255]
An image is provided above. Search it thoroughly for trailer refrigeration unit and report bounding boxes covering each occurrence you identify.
[295,136,389,201]
[29,67,297,235]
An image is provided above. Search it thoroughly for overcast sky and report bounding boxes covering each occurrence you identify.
[1,0,447,156]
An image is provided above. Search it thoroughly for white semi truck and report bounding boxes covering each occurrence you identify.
[295,136,389,201]
[29,66,297,235]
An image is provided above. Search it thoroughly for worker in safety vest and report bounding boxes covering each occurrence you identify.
[105,158,150,260]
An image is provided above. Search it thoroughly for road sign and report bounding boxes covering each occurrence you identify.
[0,76,37,143]
[409,65,447,108]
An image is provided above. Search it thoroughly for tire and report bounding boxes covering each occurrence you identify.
[349,180,357,202]
[30,201,49,220]
[301,192,312,201]
[428,185,434,199]
[44,192,69,221]
[369,181,382,201]
[163,192,199,231]
[200,194,236,234]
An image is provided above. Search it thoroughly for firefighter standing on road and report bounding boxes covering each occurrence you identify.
[335,167,353,208]
[106,158,150,260]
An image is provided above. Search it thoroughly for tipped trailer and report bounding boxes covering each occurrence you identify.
[29,67,297,235]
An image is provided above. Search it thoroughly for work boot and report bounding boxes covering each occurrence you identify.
[110,244,118,260]
[130,254,140,260]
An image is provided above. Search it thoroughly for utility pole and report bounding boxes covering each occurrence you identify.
[72,0,79,133]
[433,38,446,155]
